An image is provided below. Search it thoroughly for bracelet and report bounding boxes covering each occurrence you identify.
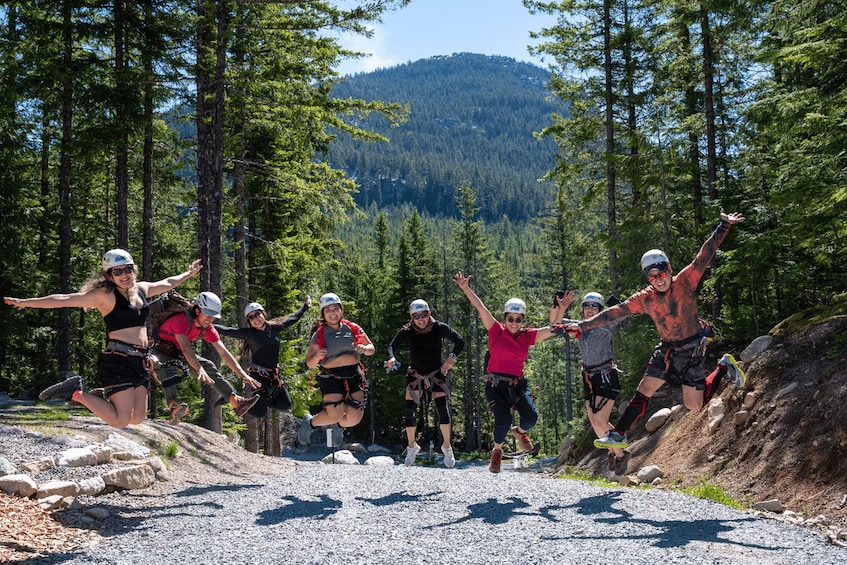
[448,352,458,360]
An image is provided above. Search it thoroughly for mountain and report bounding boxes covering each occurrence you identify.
[329,53,561,222]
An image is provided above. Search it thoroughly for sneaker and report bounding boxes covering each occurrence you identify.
[404,443,421,467]
[512,427,534,453]
[298,414,314,446]
[594,430,628,449]
[168,403,189,425]
[489,448,503,474]
[39,373,84,402]
[442,446,456,469]
[719,354,746,387]
[615,449,632,476]
[234,394,259,417]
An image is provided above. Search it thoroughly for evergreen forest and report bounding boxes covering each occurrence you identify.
[1,1,844,458]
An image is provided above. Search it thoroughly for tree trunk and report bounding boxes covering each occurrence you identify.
[57,0,74,373]
[603,0,618,289]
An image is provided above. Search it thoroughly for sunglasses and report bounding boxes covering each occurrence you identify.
[505,315,524,324]
[247,311,264,321]
[647,270,669,283]
[109,266,134,277]
[411,311,430,320]
[583,303,602,310]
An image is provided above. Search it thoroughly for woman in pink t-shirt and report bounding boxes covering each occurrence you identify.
[454,271,563,473]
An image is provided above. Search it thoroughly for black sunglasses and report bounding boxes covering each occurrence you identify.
[411,311,429,320]
[110,266,134,277]
[583,303,602,309]
[505,315,524,324]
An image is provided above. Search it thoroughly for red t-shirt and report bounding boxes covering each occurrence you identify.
[158,313,220,351]
[486,322,538,377]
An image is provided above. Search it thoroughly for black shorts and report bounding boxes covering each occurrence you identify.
[644,341,706,389]
[582,365,622,402]
[317,364,367,397]
[97,350,151,397]
[247,370,292,415]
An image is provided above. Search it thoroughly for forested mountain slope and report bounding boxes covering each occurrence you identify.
[329,53,559,221]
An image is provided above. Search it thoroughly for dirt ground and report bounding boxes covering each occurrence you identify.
[581,315,847,527]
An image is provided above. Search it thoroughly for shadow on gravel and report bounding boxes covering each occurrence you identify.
[548,491,788,551]
[355,491,442,507]
[427,495,565,528]
[256,495,342,524]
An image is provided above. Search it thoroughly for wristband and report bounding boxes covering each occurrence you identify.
[448,352,458,360]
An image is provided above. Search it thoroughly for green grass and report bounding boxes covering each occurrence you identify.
[680,478,744,509]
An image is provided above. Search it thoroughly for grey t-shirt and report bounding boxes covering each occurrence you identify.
[563,317,624,368]
[310,321,362,365]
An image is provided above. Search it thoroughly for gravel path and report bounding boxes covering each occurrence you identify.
[34,456,845,565]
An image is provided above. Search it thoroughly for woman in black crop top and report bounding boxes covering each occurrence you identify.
[214,296,311,417]
[4,249,202,428]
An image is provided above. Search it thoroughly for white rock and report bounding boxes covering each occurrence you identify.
[741,335,774,361]
[77,476,107,496]
[36,480,80,499]
[644,408,672,432]
[101,465,156,490]
[104,433,150,459]
[636,465,664,483]
[90,445,114,464]
[20,458,54,474]
[0,473,38,497]
[733,410,750,426]
[38,494,65,511]
[708,414,724,434]
[364,456,395,466]
[743,391,758,409]
[320,450,359,465]
[58,447,98,467]
[753,499,784,513]
[144,456,170,481]
[708,397,725,418]
[774,382,798,403]
[0,456,17,476]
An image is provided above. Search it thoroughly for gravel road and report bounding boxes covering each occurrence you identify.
[32,454,845,565]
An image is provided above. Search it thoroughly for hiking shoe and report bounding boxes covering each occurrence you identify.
[39,373,84,402]
[298,414,314,446]
[615,449,632,476]
[443,446,456,469]
[168,403,190,425]
[512,427,534,453]
[234,394,259,417]
[404,443,421,467]
[489,448,503,474]
[594,430,628,449]
[719,354,746,387]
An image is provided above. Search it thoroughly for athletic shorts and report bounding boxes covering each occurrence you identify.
[97,350,151,397]
[582,365,622,402]
[644,341,706,389]
[317,364,367,397]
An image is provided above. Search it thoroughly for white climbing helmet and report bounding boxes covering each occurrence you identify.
[582,292,605,309]
[244,302,264,318]
[319,293,342,310]
[101,249,134,271]
[196,291,222,319]
[503,298,527,316]
[641,249,670,272]
[409,299,430,314]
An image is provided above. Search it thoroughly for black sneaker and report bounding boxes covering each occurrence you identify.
[39,373,84,402]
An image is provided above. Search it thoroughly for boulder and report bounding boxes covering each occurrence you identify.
[104,432,150,459]
[57,447,98,467]
[364,456,395,467]
[101,464,156,490]
[644,408,672,432]
[741,335,774,361]
[36,480,79,499]
[320,450,359,465]
[0,474,38,497]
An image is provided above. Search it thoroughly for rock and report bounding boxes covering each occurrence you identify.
[708,413,724,434]
[320,450,359,465]
[367,444,392,453]
[644,408,672,432]
[101,465,157,490]
[0,473,38,497]
[708,397,725,419]
[90,445,115,464]
[0,456,17,476]
[144,456,170,481]
[50,434,87,448]
[57,447,98,467]
[104,432,150,459]
[743,391,758,409]
[20,457,55,474]
[85,506,111,520]
[364,456,395,466]
[636,465,664,483]
[38,494,65,511]
[619,474,639,487]
[753,499,784,513]
[733,410,750,426]
[36,480,80,499]
[343,442,367,453]
[741,335,774,361]
[77,476,107,496]
[774,382,798,403]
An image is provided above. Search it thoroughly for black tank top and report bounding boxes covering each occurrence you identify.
[103,288,150,333]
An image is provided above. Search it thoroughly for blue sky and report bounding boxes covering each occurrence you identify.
[333,0,558,76]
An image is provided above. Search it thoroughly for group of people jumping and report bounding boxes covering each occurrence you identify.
[4,209,746,475]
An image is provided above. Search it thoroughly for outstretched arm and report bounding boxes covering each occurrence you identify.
[5,287,107,312]
[453,270,496,331]
[139,259,203,298]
